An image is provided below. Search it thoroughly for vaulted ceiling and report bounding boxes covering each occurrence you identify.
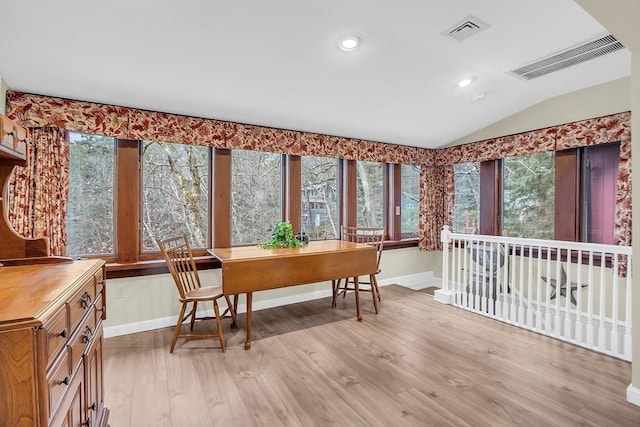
[0,1,631,149]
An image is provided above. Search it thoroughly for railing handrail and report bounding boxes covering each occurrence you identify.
[442,228,631,256]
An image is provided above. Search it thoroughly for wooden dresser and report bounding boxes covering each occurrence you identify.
[0,259,109,427]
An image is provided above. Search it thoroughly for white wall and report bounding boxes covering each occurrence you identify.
[0,75,8,115]
[450,77,630,147]
[104,246,442,337]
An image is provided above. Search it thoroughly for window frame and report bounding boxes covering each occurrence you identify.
[474,144,620,243]
[65,139,418,277]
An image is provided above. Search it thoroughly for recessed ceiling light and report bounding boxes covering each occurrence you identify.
[339,33,362,51]
[472,92,486,102]
[457,76,476,88]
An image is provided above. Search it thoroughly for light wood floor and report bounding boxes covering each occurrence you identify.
[104,285,640,427]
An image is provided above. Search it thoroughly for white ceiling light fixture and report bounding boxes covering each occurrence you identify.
[457,76,476,88]
[339,33,362,51]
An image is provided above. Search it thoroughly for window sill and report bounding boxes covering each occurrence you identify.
[106,256,221,279]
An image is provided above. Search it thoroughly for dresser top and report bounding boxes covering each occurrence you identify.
[0,259,104,328]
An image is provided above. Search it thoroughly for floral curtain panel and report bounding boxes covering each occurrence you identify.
[8,128,69,255]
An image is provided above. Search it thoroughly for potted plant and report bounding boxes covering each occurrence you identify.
[258,221,304,249]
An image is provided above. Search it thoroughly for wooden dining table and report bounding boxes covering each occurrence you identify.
[208,240,377,349]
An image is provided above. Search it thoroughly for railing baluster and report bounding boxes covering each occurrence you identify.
[575,249,584,346]
[535,244,543,332]
[611,253,619,355]
[545,245,552,334]
[526,244,533,329]
[564,249,572,341]
[587,251,595,348]
[553,246,562,337]
[598,252,606,352]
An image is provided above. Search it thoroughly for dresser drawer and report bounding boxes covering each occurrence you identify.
[44,306,70,371]
[67,275,96,334]
[94,292,105,324]
[46,348,71,420]
[68,307,96,374]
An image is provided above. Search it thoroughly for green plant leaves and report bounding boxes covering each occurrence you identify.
[258,221,304,249]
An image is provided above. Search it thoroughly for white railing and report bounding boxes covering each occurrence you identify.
[437,226,633,361]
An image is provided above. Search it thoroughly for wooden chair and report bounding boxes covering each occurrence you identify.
[331,226,385,314]
[157,235,237,353]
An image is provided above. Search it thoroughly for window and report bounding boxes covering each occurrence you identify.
[356,161,384,228]
[502,152,555,239]
[582,142,620,244]
[64,138,418,267]
[142,141,210,251]
[453,162,480,233]
[231,150,282,246]
[400,164,419,237]
[67,132,115,256]
[301,156,339,240]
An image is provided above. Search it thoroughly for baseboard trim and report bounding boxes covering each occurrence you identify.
[104,271,437,338]
[627,384,640,407]
[378,272,440,290]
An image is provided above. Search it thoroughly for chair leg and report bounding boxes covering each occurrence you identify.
[170,303,188,353]
[370,274,379,314]
[190,301,198,330]
[212,300,226,352]
[224,294,238,328]
[342,278,349,299]
[331,279,341,308]
[372,275,381,302]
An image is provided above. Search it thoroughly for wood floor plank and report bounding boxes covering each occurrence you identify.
[103,285,640,426]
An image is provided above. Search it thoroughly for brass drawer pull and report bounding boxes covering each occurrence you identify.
[57,329,67,338]
[80,291,93,309]
[60,376,70,386]
[82,325,94,344]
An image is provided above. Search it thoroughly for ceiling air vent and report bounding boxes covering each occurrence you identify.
[442,16,490,42]
[509,33,625,80]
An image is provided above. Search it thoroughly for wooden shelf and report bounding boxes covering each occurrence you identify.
[0,115,27,162]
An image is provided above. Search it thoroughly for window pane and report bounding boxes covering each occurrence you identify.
[582,142,619,244]
[301,156,339,240]
[453,162,480,233]
[67,132,115,256]
[142,141,210,251]
[356,161,384,228]
[400,164,419,237]
[232,150,282,246]
[502,152,555,239]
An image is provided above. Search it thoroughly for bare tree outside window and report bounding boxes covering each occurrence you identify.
[502,152,555,239]
[232,150,282,246]
[67,132,115,256]
[453,162,480,233]
[356,161,384,228]
[142,141,209,251]
[401,164,419,237]
[301,156,339,240]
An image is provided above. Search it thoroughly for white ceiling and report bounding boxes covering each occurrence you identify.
[0,1,631,149]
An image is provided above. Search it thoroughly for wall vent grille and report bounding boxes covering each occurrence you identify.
[509,34,625,80]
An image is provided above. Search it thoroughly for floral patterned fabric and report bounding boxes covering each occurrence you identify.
[5,91,632,253]
[425,113,632,251]
[8,128,69,255]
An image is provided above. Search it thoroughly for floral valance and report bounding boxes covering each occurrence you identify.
[6,91,429,165]
[436,112,630,165]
